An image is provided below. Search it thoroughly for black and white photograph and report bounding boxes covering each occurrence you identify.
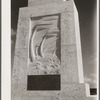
[2,0,99,100]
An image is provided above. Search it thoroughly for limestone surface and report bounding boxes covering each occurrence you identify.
[12,0,96,100]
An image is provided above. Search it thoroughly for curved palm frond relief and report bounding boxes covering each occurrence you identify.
[30,15,60,74]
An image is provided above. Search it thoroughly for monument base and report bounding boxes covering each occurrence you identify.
[11,83,95,100]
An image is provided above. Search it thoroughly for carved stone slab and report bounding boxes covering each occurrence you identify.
[12,0,92,100]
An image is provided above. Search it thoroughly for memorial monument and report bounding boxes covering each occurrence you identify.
[12,0,96,100]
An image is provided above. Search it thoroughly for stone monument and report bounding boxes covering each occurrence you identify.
[12,0,95,100]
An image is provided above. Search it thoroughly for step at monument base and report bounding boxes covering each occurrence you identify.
[12,83,93,100]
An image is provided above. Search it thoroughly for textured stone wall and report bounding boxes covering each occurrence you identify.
[11,1,94,100]
[28,0,65,6]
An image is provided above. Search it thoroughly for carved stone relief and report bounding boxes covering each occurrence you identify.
[29,14,61,74]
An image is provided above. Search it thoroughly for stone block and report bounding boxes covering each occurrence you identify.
[12,55,20,84]
[17,18,30,29]
[12,49,28,83]
[12,83,93,100]
[61,45,79,82]
[61,96,88,100]
[15,27,29,49]
[28,0,64,6]
[61,83,87,97]
[61,12,76,45]
[19,2,74,19]
[12,83,27,97]
[73,3,84,83]
[12,96,57,100]
[14,48,28,58]
[87,96,97,100]
[12,83,56,97]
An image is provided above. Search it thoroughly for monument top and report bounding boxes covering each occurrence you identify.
[28,0,67,6]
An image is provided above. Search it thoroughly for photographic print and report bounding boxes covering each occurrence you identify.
[11,0,98,100]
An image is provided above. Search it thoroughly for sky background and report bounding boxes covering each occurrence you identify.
[11,0,97,88]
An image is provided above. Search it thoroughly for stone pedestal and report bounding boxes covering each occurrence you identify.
[12,0,94,100]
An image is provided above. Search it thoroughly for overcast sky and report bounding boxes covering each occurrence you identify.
[11,0,97,88]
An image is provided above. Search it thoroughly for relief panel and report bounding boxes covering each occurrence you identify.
[29,14,61,75]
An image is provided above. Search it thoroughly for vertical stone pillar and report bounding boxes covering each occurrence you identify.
[12,0,92,100]
[61,1,84,83]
